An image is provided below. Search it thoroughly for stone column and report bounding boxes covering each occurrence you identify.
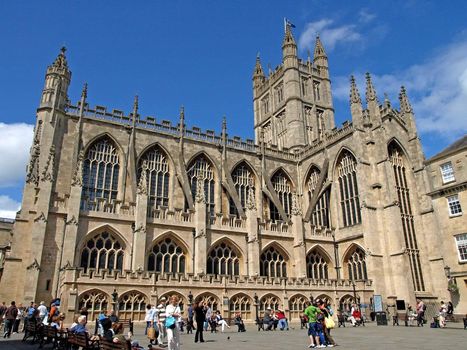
[291,193,306,278]
[246,187,260,276]
[132,165,148,271]
[194,180,207,275]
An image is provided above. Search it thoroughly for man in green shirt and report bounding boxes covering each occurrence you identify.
[304,303,326,348]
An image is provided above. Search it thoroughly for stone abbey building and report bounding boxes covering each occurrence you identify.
[1,26,464,321]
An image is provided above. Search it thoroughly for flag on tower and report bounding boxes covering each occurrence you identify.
[284,17,296,32]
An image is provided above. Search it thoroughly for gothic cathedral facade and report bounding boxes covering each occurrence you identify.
[0,26,454,321]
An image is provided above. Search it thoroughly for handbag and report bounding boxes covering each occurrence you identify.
[165,316,176,329]
[325,316,335,329]
[147,326,156,339]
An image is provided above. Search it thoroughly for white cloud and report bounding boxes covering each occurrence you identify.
[0,123,34,187]
[298,19,361,52]
[333,41,467,137]
[0,195,20,219]
[358,9,376,24]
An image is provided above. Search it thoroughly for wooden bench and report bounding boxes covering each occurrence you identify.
[119,319,133,335]
[39,325,67,349]
[99,339,131,350]
[22,319,42,343]
[67,330,98,350]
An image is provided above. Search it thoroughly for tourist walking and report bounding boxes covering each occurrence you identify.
[166,295,182,350]
[37,301,48,322]
[304,300,325,348]
[194,300,205,343]
[416,299,426,326]
[2,301,18,338]
[439,301,447,328]
[157,297,167,345]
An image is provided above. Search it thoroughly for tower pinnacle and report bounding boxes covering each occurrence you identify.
[313,35,327,61]
[399,86,413,114]
[350,75,362,105]
[365,72,378,103]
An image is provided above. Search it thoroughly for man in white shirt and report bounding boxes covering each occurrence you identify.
[157,297,167,345]
[37,301,48,322]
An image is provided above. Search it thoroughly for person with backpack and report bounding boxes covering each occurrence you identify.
[2,301,18,338]
[304,300,325,348]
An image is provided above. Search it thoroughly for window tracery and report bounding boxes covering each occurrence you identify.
[345,247,367,280]
[147,237,186,274]
[337,151,361,227]
[187,156,215,216]
[270,170,293,221]
[306,250,329,279]
[260,246,287,278]
[230,163,255,215]
[80,231,124,272]
[207,242,240,276]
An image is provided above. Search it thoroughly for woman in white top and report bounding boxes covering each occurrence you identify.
[166,295,182,350]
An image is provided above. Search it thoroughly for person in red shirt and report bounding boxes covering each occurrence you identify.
[276,309,288,330]
[351,309,362,326]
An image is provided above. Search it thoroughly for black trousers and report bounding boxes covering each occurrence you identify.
[195,321,204,342]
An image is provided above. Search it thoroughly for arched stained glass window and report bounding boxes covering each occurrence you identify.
[230,163,255,215]
[81,137,119,210]
[337,151,361,227]
[260,246,287,278]
[270,170,293,221]
[147,238,186,274]
[306,250,329,279]
[345,247,367,280]
[80,231,124,272]
[187,156,215,216]
[306,167,331,228]
[207,242,240,276]
[138,146,170,211]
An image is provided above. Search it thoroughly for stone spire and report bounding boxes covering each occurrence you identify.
[282,22,297,48]
[282,24,298,67]
[365,72,378,103]
[132,95,139,126]
[179,105,185,137]
[313,35,328,78]
[40,47,71,109]
[399,86,413,114]
[350,75,363,127]
[253,54,265,88]
[81,82,88,100]
[350,75,362,104]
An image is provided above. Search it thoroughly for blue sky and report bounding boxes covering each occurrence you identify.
[0,0,467,217]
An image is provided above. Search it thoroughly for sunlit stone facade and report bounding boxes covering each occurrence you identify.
[1,26,464,321]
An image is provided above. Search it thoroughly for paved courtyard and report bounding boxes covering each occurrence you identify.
[1,322,465,350]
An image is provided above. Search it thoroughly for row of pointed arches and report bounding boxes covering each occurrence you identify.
[80,135,365,226]
[79,229,367,281]
[78,288,359,321]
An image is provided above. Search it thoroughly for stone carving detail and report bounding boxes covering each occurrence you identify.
[34,212,47,223]
[26,141,40,186]
[71,150,84,187]
[26,258,41,271]
[137,161,148,195]
[41,145,56,182]
[291,192,302,216]
[66,215,78,226]
[195,178,206,204]
[246,186,256,211]
[133,224,146,234]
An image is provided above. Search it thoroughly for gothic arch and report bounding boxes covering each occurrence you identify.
[207,237,242,276]
[229,293,253,319]
[82,132,124,160]
[230,159,259,180]
[259,293,281,313]
[306,244,333,263]
[77,224,130,251]
[194,292,220,310]
[209,236,244,258]
[341,242,366,261]
[315,294,333,305]
[186,151,221,179]
[147,231,190,255]
[339,294,356,312]
[270,167,296,189]
[303,163,322,192]
[147,232,188,274]
[261,242,291,261]
[159,291,187,312]
[136,142,176,171]
[78,289,110,320]
[342,243,368,281]
[117,290,148,321]
[387,138,410,160]
[260,243,289,278]
[332,146,358,175]
[289,294,309,320]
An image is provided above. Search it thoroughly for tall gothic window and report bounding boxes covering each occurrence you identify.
[260,246,287,278]
[230,163,255,215]
[147,237,186,274]
[345,247,367,280]
[259,294,280,313]
[307,167,331,228]
[81,137,120,210]
[207,242,240,276]
[337,151,361,227]
[80,231,124,272]
[138,146,170,211]
[389,143,425,291]
[306,249,329,279]
[289,295,308,321]
[270,170,293,221]
[187,155,215,216]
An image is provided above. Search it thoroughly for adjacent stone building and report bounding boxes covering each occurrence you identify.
[1,25,465,321]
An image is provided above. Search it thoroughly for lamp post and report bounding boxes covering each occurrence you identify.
[351,280,359,310]
[309,293,314,303]
[254,293,259,326]
[188,290,193,305]
[111,289,118,313]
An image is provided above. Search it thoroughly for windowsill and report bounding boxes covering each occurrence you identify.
[442,179,456,185]
[449,213,463,218]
